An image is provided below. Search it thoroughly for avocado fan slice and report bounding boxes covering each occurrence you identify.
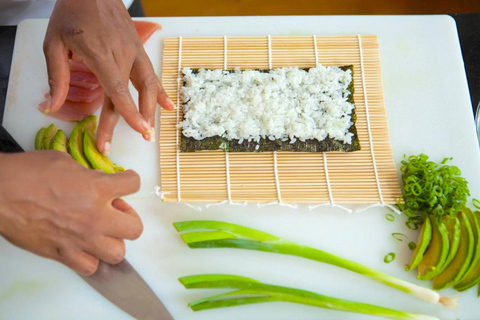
[83,130,116,174]
[432,211,475,290]
[406,215,432,271]
[51,130,68,152]
[437,216,462,275]
[113,164,125,172]
[35,127,46,150]
[42,124,58,150]
[417,216,449,280]
[455,210,480,291]
[68,115,98,169]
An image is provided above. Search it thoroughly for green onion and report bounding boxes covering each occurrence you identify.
[386,214,395,222]
[179,274,439,320]
[473,198,480,210]
[174,220,455,307]
[405,221,419,230]
[406,216,423,230]
[392,233,407,241]
[408,242,416,251]
[384,253,396,263]
[398,154,469,222]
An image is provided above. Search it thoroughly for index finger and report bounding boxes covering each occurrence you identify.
[87,59,152,137]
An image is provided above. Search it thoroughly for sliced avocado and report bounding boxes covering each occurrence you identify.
[432,211,475,290]
[42,124,58,150]
[51,130,68,152]
[437,215,461,275]
[455,210,480,291]
[113,164,125,172]
[68,115,98,169]
[417,216,449,280]
[83,130,116,174]
[406,215,432,271]
[456,208,480,283]
[35,127,46,150]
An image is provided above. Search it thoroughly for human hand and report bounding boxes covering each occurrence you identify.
[43,0,174,154]
[0,151,143,275]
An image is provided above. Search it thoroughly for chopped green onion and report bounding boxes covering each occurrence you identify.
[174,220,455,307]
[473,198,480,210]
[384,253,396,263]
[441,157,453,165]
[179,274,439,320]
[385,214,395,222]
[398,154,469,222]
[392,233,407,241]
[406,215,423,230]
[408,242,416,251]
[406,221,419,230]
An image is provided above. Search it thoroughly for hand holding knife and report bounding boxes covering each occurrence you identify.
[0,124,173,320]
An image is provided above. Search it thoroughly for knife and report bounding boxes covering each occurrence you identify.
[81,260,173,320]
[0,124,173,320]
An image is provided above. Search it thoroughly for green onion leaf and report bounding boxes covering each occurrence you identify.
[406,221,419,230]
[179,274,439,320]
[384,253,396,263]
[385,214,395,222]
[408,242,416,251]
[406,216,423,230]
[392,233,407,241]
[473,198,480,210]
[175,220,455,307]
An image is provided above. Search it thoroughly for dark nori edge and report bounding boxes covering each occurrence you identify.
[180,66,360,153]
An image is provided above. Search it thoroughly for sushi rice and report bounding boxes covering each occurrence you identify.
[179,66,355,144]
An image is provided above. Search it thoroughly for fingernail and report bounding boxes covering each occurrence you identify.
[141,120,151,134]
[103,142,111,156]
[148,132,155,142]
[38,96,52,114]
[149,126,155,135]
[166,97,176,110]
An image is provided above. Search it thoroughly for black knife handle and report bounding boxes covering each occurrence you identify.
[0,124,24,153]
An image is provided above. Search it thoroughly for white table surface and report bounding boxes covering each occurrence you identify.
[1,16,480,320]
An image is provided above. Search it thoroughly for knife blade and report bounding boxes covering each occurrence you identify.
[81,260,173,320]
[0,125,173,320]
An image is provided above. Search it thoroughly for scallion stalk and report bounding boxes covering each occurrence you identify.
[179,274,439,320]
[174,220,456,307]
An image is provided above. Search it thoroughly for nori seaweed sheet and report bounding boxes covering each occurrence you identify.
[180,66,360,152]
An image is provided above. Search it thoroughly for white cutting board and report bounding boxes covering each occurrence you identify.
[1,16,479,320]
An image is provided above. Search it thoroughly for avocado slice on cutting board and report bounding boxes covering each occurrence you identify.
[438,216,462,275]
[455,210,480,291]
[432,211,475,290]
[51,130,68,152]
[42,124,58,150]
[417,215,449,280]
[406,215,432,271]
[35,127,46,150]
[68,115,98,169]
[83,130,117,174]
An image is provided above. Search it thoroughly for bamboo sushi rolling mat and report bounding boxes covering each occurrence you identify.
[159,35,402,207]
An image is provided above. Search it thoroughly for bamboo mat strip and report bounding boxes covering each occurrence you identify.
[159,35,401,205]
[358,34,383,204]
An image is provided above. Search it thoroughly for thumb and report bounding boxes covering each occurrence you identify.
[42,41,70,113]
